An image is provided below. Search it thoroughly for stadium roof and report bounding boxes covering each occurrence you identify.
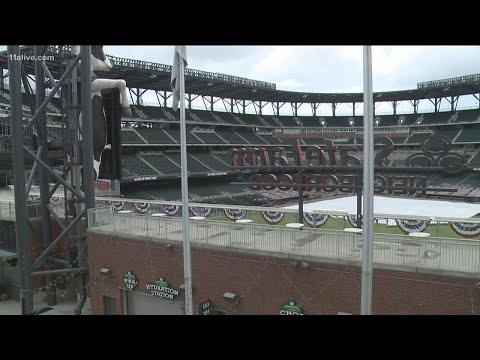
[1,46,480,104]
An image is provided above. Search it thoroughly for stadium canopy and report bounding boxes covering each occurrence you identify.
[1,46,480,104]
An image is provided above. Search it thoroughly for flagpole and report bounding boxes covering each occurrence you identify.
[361,45,374,315]
[178,50,193,315]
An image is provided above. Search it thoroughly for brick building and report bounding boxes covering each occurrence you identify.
[87,229,480,315]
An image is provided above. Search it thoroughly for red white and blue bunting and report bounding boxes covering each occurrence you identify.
[449,222,480,238]
[303,213,329,228]
[224,208,247,221]
[163,204,180,216]
[190,206,212,218]
[347,215,362,228]
[396,219,430,234]
[110,200,125,212]
[133,202,151,214]
[261,211,285,225]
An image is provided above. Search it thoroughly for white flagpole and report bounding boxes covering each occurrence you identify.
[361,45,374,315]
[178,49,193,315]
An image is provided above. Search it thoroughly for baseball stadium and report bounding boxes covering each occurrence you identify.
[0,45,479,315]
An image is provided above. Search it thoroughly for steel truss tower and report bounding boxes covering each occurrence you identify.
[7,45,95,315]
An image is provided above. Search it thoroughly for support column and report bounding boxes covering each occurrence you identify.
[8,45,33,315]
[74,45,94,315]
[35,46,56,306]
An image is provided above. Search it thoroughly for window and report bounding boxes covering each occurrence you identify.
[103,296,117,315]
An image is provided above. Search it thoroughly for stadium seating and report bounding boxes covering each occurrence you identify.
[135,128,177,144]
[276,116,301,127]
[164,152,210,173]
[407,132,433,144]
[455,127,480,143]
[140,106,170,121]
[121,129,146,144]
[302,138,327,145]
[376,115,400,127]
[434,128,460,140]
[215,130,249,144]
[422,112,454,124]
[212,152,233,166]
[122,154,159,176]
[188,109,220,124]
[468,152,480,166]
[235,131,267,145]
[162,129,204,144]
[430,173,471,186]
[140,153,180,174]
[456,109,480,123]
[190,153,231,172]
[193,131,227,144]
[264,135,283,144]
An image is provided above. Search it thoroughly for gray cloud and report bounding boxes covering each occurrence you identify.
[2,45,479,95]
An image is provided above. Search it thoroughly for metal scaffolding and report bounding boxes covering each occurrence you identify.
[7,45,94,315]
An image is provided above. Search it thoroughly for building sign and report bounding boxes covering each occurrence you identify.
[231,135,468,195]
[280,301,304,315]
[124,271,138,290]
[199,298,211,315]
[146,277,179,300]
[134,176,159,182]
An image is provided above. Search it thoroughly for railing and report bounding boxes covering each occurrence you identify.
[87,207,480,274]
[0,201,44,221]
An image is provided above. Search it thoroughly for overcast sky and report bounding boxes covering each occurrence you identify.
[104,46,480,93]
[2,45,479,114]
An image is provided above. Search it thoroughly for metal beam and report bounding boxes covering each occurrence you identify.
[36,46,56,306]
[24,53,81,134]
[23,146,85,201]
[75,46,93,315]
[31,268,87,277]
[25,146,42,195]
[32,208,86,270]
[361,45,374,315]
[47,204,66,231]
[8,45,33,315]
[21,65,35,116]
[40,61,56,88]
[80,46,95,211]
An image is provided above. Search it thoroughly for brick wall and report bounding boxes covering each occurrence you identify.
[87,231,480,315]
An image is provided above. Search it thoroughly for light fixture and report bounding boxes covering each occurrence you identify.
[300,261,309,269]
[223,292,239,301]
[289,261,298,268]
[165,243,172,250]
[99,268,112,276]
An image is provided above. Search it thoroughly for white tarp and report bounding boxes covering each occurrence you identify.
[283,195,480,219]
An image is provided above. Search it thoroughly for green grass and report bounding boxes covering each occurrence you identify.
[209,211,480,240]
